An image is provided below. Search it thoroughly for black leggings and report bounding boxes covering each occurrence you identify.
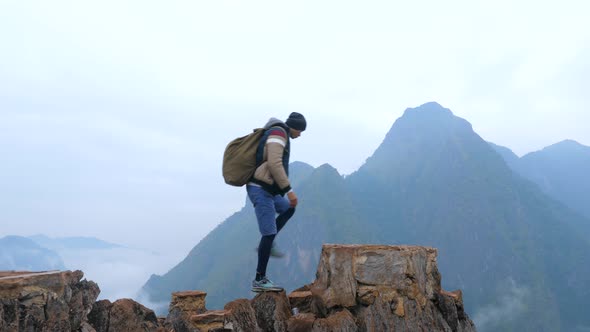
[256,207,295,277]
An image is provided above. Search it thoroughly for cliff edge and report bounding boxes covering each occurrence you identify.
[166,244,476,332]
[0,244,476,331]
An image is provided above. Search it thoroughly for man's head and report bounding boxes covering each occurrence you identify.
[286,112,306,139]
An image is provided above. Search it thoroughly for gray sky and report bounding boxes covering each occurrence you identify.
[1,1,589,256]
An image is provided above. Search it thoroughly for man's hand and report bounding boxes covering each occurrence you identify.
[287,191,298,207]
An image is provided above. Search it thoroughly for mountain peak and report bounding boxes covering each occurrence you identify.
[289,161,316,187]
[358,102,480,179]
[315,163,340,176]
[548,139,588,150]
[557,139,582,145]
[523,139,590,160]
[396,102,469,132]
[302,163,343,188]
[403,101,453,117]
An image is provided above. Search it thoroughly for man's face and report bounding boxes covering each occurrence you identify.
[289,128,302,139]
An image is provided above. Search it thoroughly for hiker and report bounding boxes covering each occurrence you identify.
[248,112,307,292]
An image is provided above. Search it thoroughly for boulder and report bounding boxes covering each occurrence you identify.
[224,299,260,332]
[287,313,315,332]
[88,298,161,332]
[288,286,327,318]
[110,299,160,331]
[167,290,208,332]
[164,295,261,331]
[310,244,476,332]
[311,309,357,332]
[87,300,112,332]
[0,270,100,332]
[170,290,208,315]
[189,310,227,331]
[251,291,292,332]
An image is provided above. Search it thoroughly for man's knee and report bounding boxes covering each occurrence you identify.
[275,197,292,214]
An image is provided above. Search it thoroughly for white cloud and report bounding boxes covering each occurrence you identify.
[58,247,181,304]
[473,279,530,330]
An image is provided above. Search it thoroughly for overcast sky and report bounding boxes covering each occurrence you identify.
[1,1,589,257]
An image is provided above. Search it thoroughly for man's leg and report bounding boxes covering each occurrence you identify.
[247,186,278,281]
[264,196,295,259]
[257,234,275,280]
[274,195,295,233]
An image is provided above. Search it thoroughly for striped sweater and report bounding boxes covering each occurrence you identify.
[251,118,291,195]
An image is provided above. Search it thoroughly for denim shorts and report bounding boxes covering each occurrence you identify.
[247,185,291,236]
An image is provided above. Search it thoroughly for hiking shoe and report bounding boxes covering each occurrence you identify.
[252,277,283,292]
[255,245,285,258]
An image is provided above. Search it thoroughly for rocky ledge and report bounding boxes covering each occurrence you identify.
[0,270,99,331]
[0,244,477,331]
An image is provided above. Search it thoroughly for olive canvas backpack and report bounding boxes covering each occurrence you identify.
[222,128,265,186]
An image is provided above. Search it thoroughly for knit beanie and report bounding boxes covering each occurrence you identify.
[285,112,307,131]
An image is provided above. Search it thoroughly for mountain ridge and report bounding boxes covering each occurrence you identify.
[491,139,590,220]
[143,103,590,332]
[0,235,66,271]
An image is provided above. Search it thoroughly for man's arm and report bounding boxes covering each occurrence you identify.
[266,128,291,195]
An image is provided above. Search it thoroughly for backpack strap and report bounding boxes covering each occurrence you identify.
[255,125,289,167]
[250,125,291,194]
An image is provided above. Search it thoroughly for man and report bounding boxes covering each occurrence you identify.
[247,112,307,292]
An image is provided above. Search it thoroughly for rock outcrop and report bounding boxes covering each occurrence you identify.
[166,244,476,331]
[0,270,99,332]
[88,298,163,332]
[310,244,476,331]
[1,244,476,331]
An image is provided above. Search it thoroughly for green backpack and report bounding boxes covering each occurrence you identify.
[222,128,265,186]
